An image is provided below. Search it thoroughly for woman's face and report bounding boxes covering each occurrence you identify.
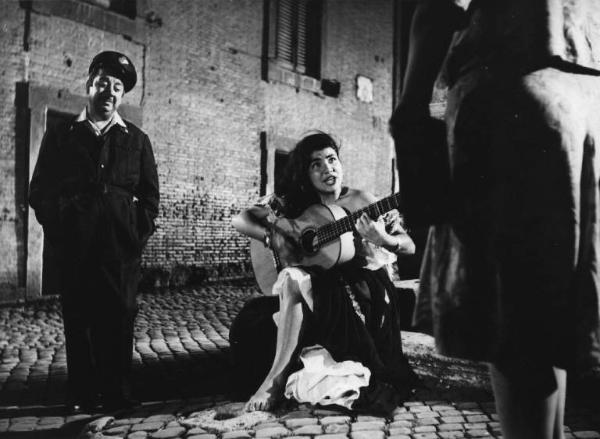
[307,147,343,197]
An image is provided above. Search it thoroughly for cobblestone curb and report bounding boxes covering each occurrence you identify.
[72,399,600,439]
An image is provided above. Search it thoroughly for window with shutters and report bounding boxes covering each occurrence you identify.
[263,0,327,94]
[275,0,322,78]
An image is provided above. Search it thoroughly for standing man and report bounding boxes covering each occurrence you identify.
[29,51,159,412]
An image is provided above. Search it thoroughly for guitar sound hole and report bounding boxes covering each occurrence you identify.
[301,230,318,254]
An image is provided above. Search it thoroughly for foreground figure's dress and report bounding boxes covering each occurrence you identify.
[413,0,600,377]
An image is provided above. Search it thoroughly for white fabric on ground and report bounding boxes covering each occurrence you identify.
[284,345,370,409]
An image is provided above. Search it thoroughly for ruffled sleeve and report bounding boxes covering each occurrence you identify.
[382,209,406,236]
[254,193,286,222]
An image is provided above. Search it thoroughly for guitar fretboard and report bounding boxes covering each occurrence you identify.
[316,193,401,246]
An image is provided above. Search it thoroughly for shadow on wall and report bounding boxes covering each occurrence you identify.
[139,262,253,291]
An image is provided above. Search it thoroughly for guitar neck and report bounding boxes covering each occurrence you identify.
[316,192,401,246]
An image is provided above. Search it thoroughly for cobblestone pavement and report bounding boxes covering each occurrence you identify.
[0,281,598,438]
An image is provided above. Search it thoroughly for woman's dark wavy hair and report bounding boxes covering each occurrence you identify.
[276,131,340,218]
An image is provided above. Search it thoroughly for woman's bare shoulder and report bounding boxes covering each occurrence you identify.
[336,188,376,211]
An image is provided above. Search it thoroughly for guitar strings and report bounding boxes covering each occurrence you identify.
[315,193,401,246]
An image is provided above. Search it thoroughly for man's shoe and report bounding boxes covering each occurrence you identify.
[66,388,101,413]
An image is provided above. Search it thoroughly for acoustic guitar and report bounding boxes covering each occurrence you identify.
[250,192,402,295]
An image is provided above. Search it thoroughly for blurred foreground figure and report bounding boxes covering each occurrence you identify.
[390,1,600,438]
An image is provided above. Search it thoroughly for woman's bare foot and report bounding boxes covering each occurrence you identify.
[244,377,284,412]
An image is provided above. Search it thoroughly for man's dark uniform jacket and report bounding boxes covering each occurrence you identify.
[29,114,159,402]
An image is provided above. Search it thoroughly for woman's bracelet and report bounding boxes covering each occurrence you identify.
[263,228,272,249]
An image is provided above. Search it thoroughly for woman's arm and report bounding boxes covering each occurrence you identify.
[356,213,415,255]
[389,0,465,227]
[350,190,416,256]
[231,205,272,245]
[391,0,464,126]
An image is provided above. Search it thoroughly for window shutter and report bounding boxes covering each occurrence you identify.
[296,0,308,73]
[274,0,321,78]
[276,0,294,66]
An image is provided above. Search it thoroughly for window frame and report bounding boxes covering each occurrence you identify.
[83,0,137,20]
[22,0,147,43]
[260,132,296,196]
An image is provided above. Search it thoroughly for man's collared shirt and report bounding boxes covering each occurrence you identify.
[75,108,128,137]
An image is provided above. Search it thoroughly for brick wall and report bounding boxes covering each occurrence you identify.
[0,4,27,301]
[141,0,265,282]
[0,0,397,299]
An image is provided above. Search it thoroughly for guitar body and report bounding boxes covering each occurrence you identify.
[251,203,355,295]
[250,241,280,296]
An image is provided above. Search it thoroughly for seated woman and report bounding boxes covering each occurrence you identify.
[231,131,418,412]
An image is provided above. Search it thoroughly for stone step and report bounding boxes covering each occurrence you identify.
[402,331,490,390]
[395,280,491,391]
